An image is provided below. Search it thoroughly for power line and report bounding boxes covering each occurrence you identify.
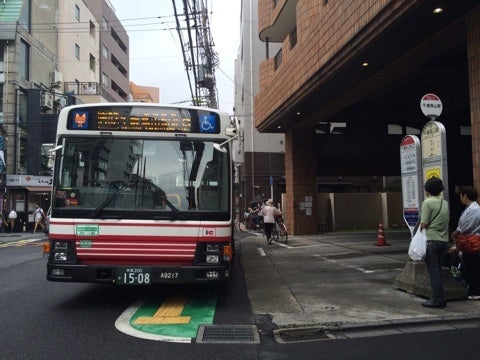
[171,0,218,108]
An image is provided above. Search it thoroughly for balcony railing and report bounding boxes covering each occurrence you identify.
[63,82,100,96]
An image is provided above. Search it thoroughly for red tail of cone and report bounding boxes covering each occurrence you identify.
[375,223,390,246]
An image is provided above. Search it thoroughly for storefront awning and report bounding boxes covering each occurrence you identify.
[25,186,52,192]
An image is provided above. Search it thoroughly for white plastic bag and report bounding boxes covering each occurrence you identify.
[408,227,426,261]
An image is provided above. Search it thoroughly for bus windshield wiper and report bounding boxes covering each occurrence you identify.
[151,184,182,219]
[91,182,133,218]
[163,195,183,219]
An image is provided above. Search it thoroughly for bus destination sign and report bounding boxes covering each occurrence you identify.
[67,106,219,134]
[96,110,191,132]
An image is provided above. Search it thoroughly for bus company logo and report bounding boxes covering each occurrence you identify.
[203,228,216,237]
[72,111,88,129]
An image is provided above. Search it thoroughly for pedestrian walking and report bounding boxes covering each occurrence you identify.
[260,199,281,244]
[420,177,450,309]
[32,203,45,233]
[8,208,17,233]
[450,186,480,299]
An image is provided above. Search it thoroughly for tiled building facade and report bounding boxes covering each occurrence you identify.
[255,1,480,234]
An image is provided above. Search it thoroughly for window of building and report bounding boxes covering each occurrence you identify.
[387,124,402,135]
[103,16,108,31]
[406,126,421,135]
[19,39,30,80]
[18,90,27,129]
[90,54,96,72]
[0,84,3,114]
[316,122,347,135]
[111,27,128,53]
[274,48,282,70]
[290,27,297,49]
[102,44,109,59]
[90,20,95,38]
[387,124,421,135]
[102,72,109,86]
[19,136,27,173]
[19,0,31,32]
[75,44,80,60]
[75,5,80,21]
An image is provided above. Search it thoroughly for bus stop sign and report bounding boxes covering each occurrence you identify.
[420,93,442,119]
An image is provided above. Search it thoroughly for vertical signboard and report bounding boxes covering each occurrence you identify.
[421,121,449,201]
[400,135,422,236]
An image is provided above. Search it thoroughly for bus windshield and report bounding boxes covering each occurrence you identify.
[53,137,230,219]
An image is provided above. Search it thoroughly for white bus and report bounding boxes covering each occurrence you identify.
[46,103,239,285]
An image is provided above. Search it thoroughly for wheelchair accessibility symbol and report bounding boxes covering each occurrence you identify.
[200,115,216,133]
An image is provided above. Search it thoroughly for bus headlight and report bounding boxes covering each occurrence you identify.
[53,252,68,261]
[206,254,219,264]
[53,241,68,250]
[51,241,70,261]
[206,244,220,253]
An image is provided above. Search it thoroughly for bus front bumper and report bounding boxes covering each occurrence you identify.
[46,263,231,284]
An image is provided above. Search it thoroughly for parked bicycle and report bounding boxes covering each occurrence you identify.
[272,216,288,243]
[244,213,263,231]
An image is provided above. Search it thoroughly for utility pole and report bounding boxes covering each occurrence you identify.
[172,0,218,108]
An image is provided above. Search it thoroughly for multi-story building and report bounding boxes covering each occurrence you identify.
[82,0,129,103]
[0,0,129,231]
[129,81,159,103]
[255,1,479,235]
[235,0,285,216]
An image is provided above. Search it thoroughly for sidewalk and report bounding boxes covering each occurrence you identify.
[239,229,480,335]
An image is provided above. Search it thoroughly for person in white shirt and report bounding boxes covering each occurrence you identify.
[33,203,45,233]
[261,199,281,244]
[451,186,480,299]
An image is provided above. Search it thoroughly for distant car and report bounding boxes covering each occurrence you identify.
[43,207,51,234]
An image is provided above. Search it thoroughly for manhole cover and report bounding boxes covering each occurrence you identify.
[196,325,260,344]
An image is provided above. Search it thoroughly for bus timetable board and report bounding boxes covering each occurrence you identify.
[67,106,220,134]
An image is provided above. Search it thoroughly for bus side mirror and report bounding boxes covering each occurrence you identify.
[47,145,64,169]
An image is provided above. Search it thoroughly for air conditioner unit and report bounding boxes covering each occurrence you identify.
[51,71,63,84]
[41,93,54,109]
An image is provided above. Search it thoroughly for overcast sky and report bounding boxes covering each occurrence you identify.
[110,0,240,114]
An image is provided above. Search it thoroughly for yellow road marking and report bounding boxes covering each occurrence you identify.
[0,239,45,248]
[134,297,191,325]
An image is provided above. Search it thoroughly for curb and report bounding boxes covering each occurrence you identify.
[273,315,480,343]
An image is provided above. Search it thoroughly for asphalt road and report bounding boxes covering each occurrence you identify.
[1,231,479,359]
[0,234,257,360]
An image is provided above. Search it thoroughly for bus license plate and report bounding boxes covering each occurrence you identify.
[117,267,151,285]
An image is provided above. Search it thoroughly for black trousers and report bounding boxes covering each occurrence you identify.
[425,240,448,303]
[264,222,274,240]
[463,252,480,296]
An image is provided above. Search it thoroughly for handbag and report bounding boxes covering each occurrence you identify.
[408,227,427,261]
[455,233,480,253]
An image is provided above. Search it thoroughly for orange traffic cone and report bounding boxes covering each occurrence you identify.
[375,223,390,246]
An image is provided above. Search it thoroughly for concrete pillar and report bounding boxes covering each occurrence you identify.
[467,6,480,191]
[285,128,317,235]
